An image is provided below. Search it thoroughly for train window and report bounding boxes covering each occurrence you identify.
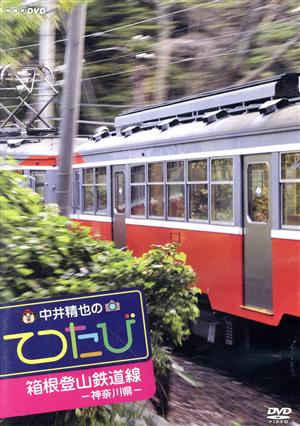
[96,186,107,214]
[131,186,145,216]
[188,160,208,221]
[82,168,94,212]
[167,161,185,219]
[30,171,46,201]
[115,172,125,214]
[247,163,269,222]
[188,160,207,181]
[82,167,107,214]
[282,184,300,227]
[281,152,300,179]
[95,167,107,214]
[148,163,164,218]
[131,165,145,183]
[95,167,106,185]
[130,165,145,217]
[211,158,233,181]
[83,187,93,212]
[83,168,93,184]
[148,163,164,183]
[167,161,184,182]
[281,152,300,227]
[211,158,233,223]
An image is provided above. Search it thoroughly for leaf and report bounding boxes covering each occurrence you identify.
[175,252,186,263]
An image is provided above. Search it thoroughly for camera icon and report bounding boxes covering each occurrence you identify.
[105,300,120,312]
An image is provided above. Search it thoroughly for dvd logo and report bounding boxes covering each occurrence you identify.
[25,7,46,14]
[267,407,292,424]
[1,7,46,14]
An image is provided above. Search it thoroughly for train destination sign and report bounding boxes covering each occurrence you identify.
[0,289,155,418]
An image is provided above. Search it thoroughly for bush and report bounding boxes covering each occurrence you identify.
[0,170,200,425]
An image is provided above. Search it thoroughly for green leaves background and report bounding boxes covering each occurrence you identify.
[0,169,200,424]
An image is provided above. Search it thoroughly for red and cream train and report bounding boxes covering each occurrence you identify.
[1,73,299,349]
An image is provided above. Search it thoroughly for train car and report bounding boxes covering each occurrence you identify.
[0,136,86,203]
[1,73,300,350]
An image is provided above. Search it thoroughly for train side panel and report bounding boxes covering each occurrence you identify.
[126,223,243,310]
[72,218,112,241]
[272,237,300,319]
[126,223,299,326]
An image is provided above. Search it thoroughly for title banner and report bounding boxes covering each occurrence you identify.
[0,289,156,418]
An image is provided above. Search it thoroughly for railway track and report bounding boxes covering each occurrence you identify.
[150,343,300,426]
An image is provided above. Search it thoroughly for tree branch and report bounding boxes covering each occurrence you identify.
[237,35,300,84]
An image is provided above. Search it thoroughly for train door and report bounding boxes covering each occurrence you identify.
[243,154,272,311]
[112,165,126,248]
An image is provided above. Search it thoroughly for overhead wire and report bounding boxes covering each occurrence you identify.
[2,1,299,123]
[2,5,298,72]
[81,16,300,67]
[79,103,133,108]
[82,0,220,39]
[81,57,194,82]
[44,13,300,68]
[82,24,206,67]
[77,39,300,82]
[1,0,219,53]
[3,33,299,91]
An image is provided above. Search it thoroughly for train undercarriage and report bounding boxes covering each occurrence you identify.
[190,295,300,378]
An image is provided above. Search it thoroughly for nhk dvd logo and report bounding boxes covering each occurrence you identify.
[0,7,46,15]
[267,407,292,424]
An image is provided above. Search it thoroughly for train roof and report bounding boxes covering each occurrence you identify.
[1,104,299,159]
[77,102,300,155]
[0,137,87,159]
[1,74,299,159]
[114,73,300,133]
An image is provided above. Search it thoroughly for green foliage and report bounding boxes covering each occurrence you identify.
[0,169,199,425]
[58,0,94,13]
[138,246,199,347]
[1,0,300,130]
[0,0,41,65]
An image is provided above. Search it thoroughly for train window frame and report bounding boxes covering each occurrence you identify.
[210,157,234,225]
[81,167,108,215]
[147,162,165,220]
[280,151,300,230]
[130,164,146,218]
[115,171,126,214]
[166,160,186,221]
[95,167,108,215]
[82,168,94,213]
[187,159,209,223]
[246,161,270,224]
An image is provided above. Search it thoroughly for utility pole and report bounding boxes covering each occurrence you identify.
[154,1,172,103]
[132,64,146,107]
[56,4,86,217]
[39,0,56,123]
